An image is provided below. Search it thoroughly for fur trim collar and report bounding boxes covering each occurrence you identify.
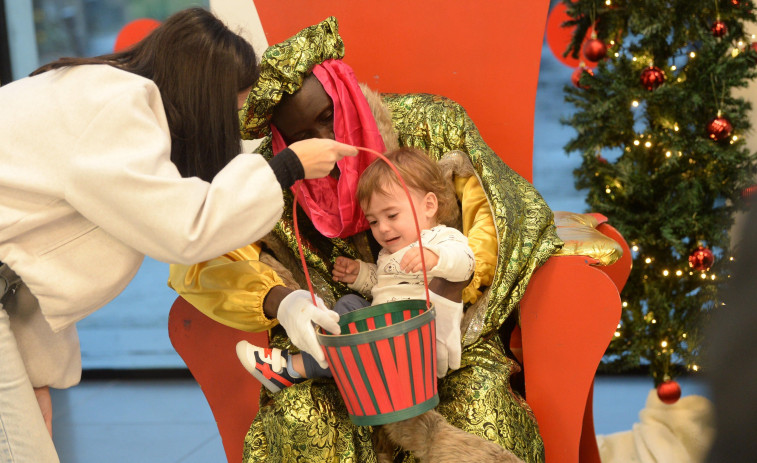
[359,84,399,152]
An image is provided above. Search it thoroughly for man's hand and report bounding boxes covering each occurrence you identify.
[276,290,340,368]
[429,291,463,378]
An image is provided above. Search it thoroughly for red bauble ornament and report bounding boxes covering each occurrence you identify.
[571,67,594,89]
[546,3,598,69]
[711,20,728,38]
[640,66,666,91]
[741,184,757,200]
[689,246,715,271]
[583,38,608,62]
[657,380,682,404]
[706,116,733,141]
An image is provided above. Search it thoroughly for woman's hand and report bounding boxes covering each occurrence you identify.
[34,386,53,437]
[332,256,360,284]
[289,139,358,179]
[400,248,439,274]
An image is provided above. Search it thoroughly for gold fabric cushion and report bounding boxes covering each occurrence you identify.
[553,211,623,266]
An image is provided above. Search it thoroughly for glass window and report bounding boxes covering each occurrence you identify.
[4,0,209,81]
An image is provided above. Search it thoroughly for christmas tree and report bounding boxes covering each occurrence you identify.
[560,0,757,390]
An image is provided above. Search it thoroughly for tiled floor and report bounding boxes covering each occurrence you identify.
[48,373,710,463]
[51,374,224,463]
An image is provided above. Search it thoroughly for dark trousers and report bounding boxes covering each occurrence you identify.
[301,294,370,378]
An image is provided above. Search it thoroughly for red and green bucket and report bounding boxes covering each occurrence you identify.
[316,299,438,426]
[292,147,440,426]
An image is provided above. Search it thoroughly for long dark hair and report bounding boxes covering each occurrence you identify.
[32,8,258,182]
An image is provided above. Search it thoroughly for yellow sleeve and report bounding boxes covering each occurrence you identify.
[167,243,285,332]
[455,175,498,304]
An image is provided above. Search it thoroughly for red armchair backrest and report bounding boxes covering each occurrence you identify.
[251,0,550,181]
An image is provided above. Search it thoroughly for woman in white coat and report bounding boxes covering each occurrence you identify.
[0,7,356,462]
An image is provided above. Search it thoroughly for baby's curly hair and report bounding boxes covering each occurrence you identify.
[357,147,460,227]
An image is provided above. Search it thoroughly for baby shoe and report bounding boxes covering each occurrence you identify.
[236,341,304,393]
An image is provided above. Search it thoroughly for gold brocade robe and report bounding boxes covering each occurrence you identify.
[170,90,560,462]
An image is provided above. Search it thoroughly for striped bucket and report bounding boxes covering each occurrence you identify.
[316,299,438,426]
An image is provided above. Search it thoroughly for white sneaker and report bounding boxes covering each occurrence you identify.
[235,341,303,393]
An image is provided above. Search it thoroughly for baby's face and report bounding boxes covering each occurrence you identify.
[363,183,435,254]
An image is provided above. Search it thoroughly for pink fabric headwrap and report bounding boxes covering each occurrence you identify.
[271,59,385,238]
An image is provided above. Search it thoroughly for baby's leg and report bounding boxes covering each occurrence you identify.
[298,351,331,378]
[333,293,370,315]
[298,295,369,378]
[236,343,307,392]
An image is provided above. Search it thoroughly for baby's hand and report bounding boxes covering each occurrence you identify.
[400,248,439,274]
[333,256,360,284]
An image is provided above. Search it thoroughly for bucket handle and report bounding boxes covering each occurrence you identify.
[292,147,432,311]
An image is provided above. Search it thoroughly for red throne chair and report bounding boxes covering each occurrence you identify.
[168,2,631,462]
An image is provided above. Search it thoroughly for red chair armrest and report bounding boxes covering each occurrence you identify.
[595,222,632,292]
[520,256,622,463]
[168,297,268,463]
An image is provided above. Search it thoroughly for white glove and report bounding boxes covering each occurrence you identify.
[429,291,463,378]
[276,290,340,368]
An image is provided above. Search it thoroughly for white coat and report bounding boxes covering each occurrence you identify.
[0,65,284,333]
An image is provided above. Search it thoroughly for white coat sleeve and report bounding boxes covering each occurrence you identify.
[63,85,284,265]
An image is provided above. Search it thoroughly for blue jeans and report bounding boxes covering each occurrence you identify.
[0,308,60,463]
